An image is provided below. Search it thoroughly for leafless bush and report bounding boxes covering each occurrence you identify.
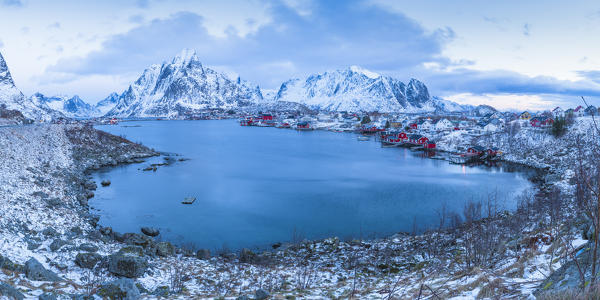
[169,257,190,294]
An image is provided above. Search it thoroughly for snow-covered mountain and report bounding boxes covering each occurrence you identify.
[106,49,264,118]
[29,93,98,118]
[432,96,474,113]
[472,104,498,117]
[95,92,119,116]
[0,51,60,121]
[273,66,435,113]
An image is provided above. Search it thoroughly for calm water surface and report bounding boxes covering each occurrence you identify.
[92,120,532,250]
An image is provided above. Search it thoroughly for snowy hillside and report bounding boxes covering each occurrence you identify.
[105,49,264,118]
[472,104,498,116]
[95,92,119,116]
[0,51,61,121]
[29,93,98,118]
[273,66,438,113]
[432,96,474,113]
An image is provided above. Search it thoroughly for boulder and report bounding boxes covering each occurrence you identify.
[255,289,270,300]
[108,246,148,278]
[100,226,113,236]
[45,197,62,208]
[113,232,125,242]
[38,292,57,300]
[240,248,257,263]
[70,226,83,236]
[97,278,140,300]
[0,282,24,300]
[78,243,99,252]
[0,254,23,272]
[101,180,111,187]
[123,233,153,248]
[140,227,159,237]
[75,252,102,269]
[49,239,68,251]
[27,240,41,250]
[24,258,62,281]
[42,227,59,237]
[156,242,175,257]
[118,245,145,257]
[196,249,211,260]
[236,296,250,300]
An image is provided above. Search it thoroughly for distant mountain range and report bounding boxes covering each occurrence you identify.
[0,49,484,120]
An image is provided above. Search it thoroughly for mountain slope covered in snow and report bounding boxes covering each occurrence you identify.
[29,93,99,118]
[0,51,61,121]
[273,66,436,113]
[106,49,264,118]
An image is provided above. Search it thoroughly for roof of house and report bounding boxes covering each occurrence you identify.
[408,134,424,140]
[575,105,583,112]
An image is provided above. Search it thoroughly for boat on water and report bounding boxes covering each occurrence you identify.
[182,197,196,204]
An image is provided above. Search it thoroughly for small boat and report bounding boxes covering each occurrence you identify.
[357,136,370,141]
[182,197,196,204]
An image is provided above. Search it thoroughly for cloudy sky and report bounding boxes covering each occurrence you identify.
[1,0,600,110]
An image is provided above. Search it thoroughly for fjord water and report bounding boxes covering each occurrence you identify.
[93,120,532,251]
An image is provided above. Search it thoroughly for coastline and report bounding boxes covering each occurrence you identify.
[0,121,587,298]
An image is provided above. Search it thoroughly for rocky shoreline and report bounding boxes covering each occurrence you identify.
[0,121,591,299]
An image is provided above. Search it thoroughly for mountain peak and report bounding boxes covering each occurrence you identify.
[0,51,16,87]
[172,48,200,66]
[349,65,380,79]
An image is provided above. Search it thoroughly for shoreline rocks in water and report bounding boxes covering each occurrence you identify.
[101,180,111,186]
[140,227,159,237]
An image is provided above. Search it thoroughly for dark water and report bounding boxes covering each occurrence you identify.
[92,120,532,251]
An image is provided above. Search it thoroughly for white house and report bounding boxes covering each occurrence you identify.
[552,107,564,118]
[574,106,584,117]
[418,119,433,131]
[434,118,454,131]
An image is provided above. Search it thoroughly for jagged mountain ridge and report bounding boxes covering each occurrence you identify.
[29,93,99,118]
[95,92,119,116]
[2,48,478,120]
[105,49,265,118]
[273,65,435,113]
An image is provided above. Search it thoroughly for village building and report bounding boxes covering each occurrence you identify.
[574,105,584,117]
[433,118,453,131]
[552,107,564,118]
[584,105,597,116]
[530,116,554,128]
[407,134,429,145]
[519,111,532,120]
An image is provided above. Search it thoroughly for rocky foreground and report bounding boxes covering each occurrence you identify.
[0,122,596,299]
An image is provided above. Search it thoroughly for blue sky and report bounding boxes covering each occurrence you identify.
[1,0,600,110]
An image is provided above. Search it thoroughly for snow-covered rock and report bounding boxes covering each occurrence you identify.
[432,96,474,113]
[273,66,439,113]
[29,93,98,118]
[95,92,119,117]
[0,51,60,121]
[106,49,265,118]
[472,104,498,117]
